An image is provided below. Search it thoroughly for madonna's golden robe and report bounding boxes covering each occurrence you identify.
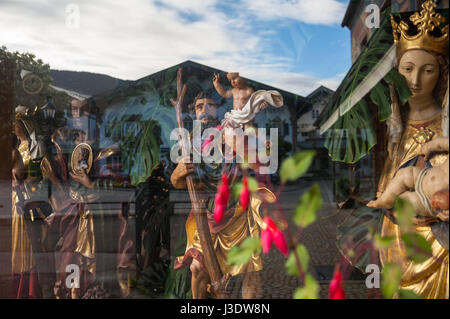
[378,113,449,299]
[11,141,35,274]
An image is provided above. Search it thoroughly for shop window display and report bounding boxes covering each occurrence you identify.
[0,0,448,302]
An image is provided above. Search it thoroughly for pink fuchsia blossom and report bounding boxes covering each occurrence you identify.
[239,176,250,211]
[272,228,288,257]
[261,227,272,254]
[329,270,346,299]
[261,216,288,257]
[213,203,225,224]
[214,173,230,223]
[201,135,214,152]
[202,125,223,153]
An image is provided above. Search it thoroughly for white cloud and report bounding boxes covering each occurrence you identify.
[0,0,346,96]
[0,0,259,78]
[194,56,344,96]
[238,67,344,96]
[241,0,347,25]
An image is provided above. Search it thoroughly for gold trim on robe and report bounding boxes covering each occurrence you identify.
[11,140,35,274]
[379,113,449,299]
[177,188,273,277]
[378,113,447,193]
[70,189,96,276]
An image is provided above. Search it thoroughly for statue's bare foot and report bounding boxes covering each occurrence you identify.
[206,273,231,299]
[367,200,381,208]
[367,194,394,209]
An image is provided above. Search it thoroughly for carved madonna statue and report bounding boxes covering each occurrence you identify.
[377,0,449,298]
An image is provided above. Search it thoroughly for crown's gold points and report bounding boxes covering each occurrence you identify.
[391,0,448,57]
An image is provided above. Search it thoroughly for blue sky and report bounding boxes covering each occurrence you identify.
[0,0,351,96]
[254,19,350,78]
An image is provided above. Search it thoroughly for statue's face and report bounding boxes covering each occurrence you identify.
[12,121,27,140]
[229,74,245,89]
[398,49,440,99]
[195,98,217,123]
[71,99,85,118]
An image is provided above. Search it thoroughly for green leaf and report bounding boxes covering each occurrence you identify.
[398,289,421,299]
[227,237,261,266]
[231,177,258,199]
[401,233,432,263]
[394,197,415,232]
[323,98,377,164]
[293,183,322,228]
[285,244,310,277]
[280,150,316,183]
[370,82,391,121]
[293,274,319,299]
[384,69,412,105]
[120,119,161,186]
[374,234,395,250]
[381,263,402,299]
[320,8,411,164]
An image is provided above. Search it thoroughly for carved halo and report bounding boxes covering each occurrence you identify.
[71,142,93,176]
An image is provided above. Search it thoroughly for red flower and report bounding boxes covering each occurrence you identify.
[214,173,230,223]
[214,203,225,224]
[329,270,346,299]
[261,216,288,257]
[201,126,222,153]
[261,229,272,254]
[272,228,288,257]
[201,135,214,152]
[239,176,250,211]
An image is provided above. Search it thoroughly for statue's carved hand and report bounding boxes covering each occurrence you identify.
[436,210,449,222]
[170,158,194,189]
[212,73,220,85]
[421,136,450,161]
[421,142,434,161]
[70,169,94,189]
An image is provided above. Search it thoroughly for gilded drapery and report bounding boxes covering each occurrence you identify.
[11,140,35,274]
[379,113,449,299]
[176,189,272,276]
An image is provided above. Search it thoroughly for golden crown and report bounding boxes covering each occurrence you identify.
[391,0,448,58]
[15,105,29,121]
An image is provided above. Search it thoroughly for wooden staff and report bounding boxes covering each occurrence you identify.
[171,68,229,298]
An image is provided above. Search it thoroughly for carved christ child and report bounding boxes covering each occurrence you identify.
[367,136,449,221]
[212,72,267,111]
